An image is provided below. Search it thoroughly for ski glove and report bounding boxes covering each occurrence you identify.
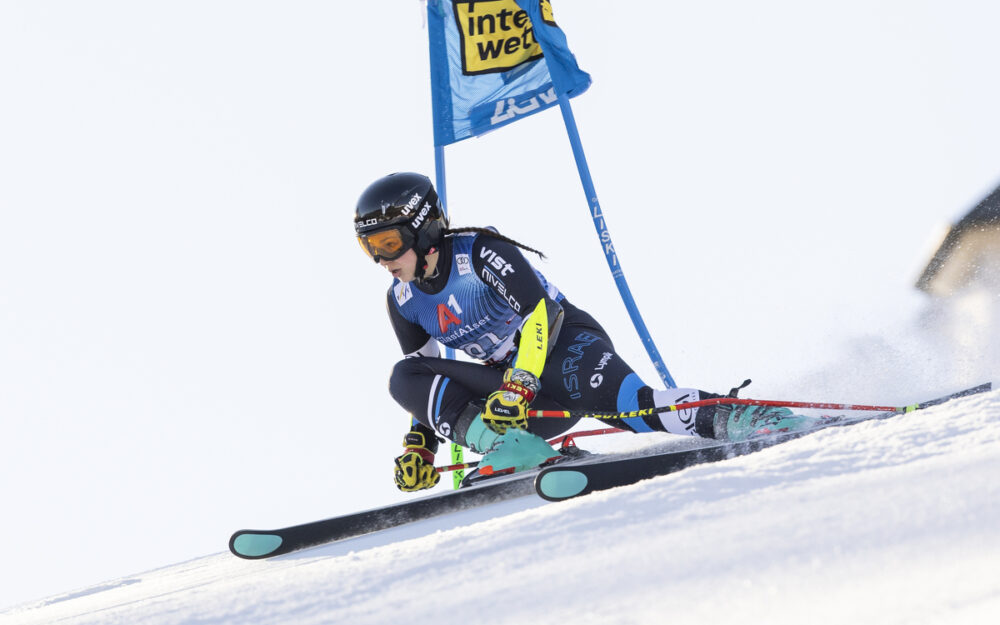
[394,429,441,492]
[483,368,541,434]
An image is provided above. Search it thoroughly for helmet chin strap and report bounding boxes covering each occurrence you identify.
[413,215,447,282]
[414,249,429,281]
[415,246,439,282]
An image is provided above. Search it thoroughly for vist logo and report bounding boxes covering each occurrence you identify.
[453,0,543,75]
[480,247,515,276]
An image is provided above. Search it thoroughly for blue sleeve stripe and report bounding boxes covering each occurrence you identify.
[616,373,653,433]
[434,377,450,426]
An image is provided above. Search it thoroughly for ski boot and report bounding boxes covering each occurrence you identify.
[714,404,824,441]
[477,429,563,475]
[457,411,562,486]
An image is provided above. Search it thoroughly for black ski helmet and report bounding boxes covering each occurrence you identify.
[354,172,448,267]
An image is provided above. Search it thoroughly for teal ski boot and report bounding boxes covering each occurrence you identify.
[478,429,563,475]
[715,404,824,441]
[458,412,561,481]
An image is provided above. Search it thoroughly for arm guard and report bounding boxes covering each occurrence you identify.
[512,297,564,378]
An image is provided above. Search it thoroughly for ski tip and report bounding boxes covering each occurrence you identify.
[230,532,284,559]
[536,469,589,502]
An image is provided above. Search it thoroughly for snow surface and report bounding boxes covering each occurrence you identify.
[4,389,999,624]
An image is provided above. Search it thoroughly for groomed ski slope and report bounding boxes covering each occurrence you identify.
[5,389,999,625]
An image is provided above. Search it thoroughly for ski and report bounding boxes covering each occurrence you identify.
[229,470,538,559]
[230,442,594,559]
[534,383,992,502]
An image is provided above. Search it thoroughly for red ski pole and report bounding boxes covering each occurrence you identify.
[438,384,991,472]
[547,427,627,448]
[528,396,916,422]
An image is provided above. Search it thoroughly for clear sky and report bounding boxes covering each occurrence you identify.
[2,0,999,609]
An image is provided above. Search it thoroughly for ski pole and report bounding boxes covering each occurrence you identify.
[439,398,906,471]
[547,427,627,449]
[528,396,924,422]
[531,381,992,421]
[436,461,478,474]
[435,384,992,473]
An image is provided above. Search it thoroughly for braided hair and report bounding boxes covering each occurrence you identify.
[444,227,547,259]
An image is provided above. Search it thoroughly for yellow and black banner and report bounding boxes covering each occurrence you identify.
[453,0,544,75]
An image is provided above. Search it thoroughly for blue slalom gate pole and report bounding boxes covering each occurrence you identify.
[432,147,454,363]
[434,145,448,221]
[556,94,677,389]
[432,145,465,489]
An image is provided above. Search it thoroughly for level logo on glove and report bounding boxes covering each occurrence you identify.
[483,368,541,434]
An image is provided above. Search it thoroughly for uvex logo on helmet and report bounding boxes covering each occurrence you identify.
[400,193,422,216]
[410,202,432,229]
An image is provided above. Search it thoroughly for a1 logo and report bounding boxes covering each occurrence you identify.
[437,294,464,333]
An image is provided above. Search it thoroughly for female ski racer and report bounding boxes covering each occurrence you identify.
[355,172,815,492]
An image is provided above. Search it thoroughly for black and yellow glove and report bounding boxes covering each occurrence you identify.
[393,428,441,492]
[483,368,541,434]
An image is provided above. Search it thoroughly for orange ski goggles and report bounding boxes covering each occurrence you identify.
[357,226,414,262]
